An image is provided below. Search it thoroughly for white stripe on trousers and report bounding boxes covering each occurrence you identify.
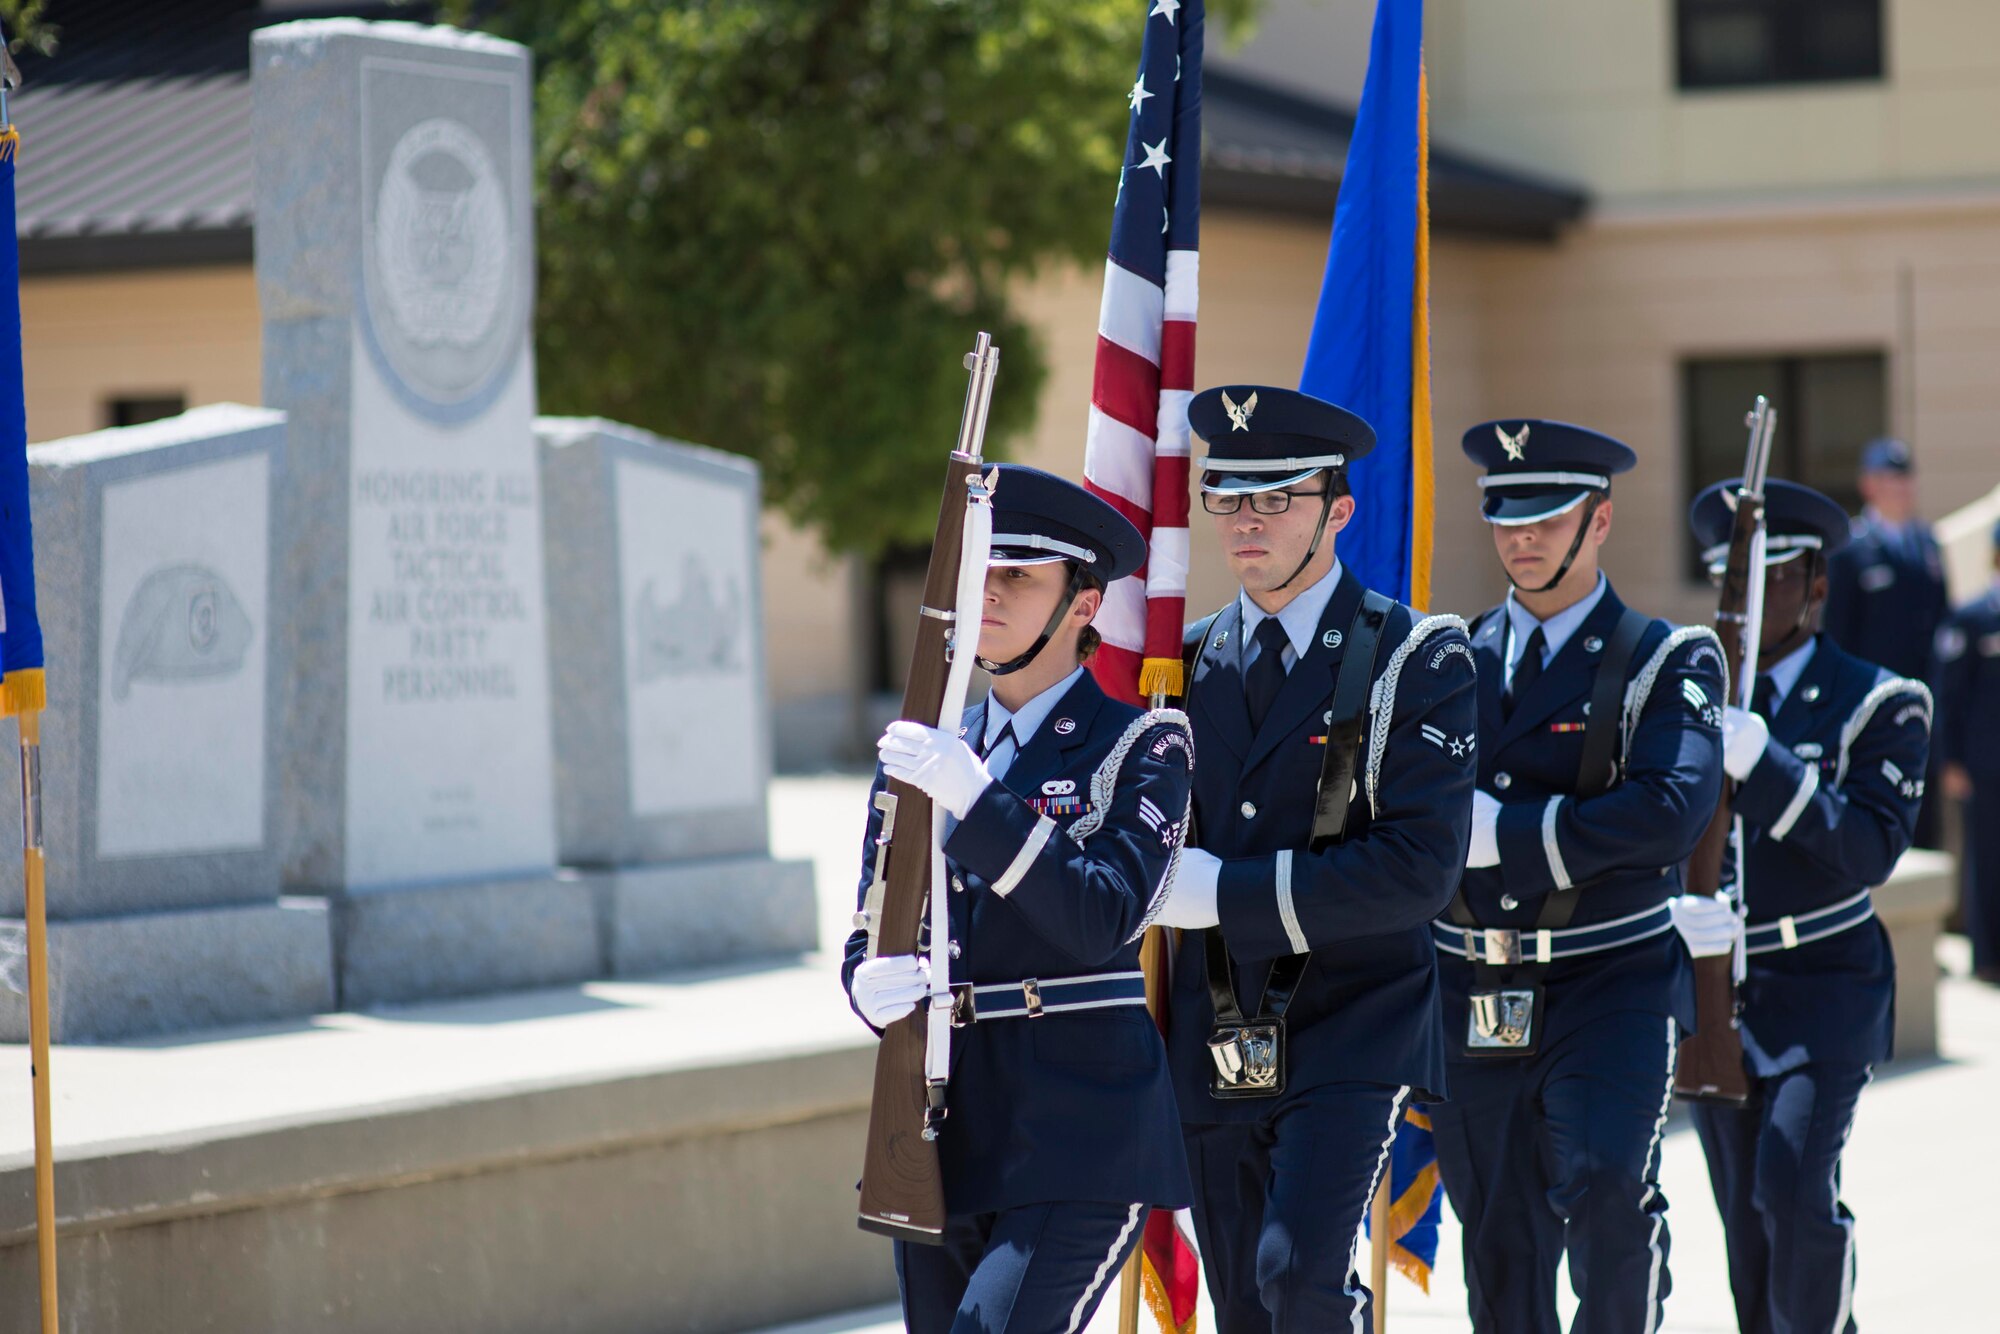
[1638,1017,1677,1334]
[1345,1086,1412,1334]
[1066,1203,1145,1334]
[1829,1068,1872,1333]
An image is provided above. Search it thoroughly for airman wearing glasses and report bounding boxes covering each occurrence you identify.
[1146,385,1478,1332]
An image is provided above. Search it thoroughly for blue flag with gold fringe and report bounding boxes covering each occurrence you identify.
[1310,0,1442,1293]
[1297,0,1431,609]
[0,121,42,718]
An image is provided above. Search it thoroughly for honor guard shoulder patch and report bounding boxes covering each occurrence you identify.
[1429,640,1474,672]
[1150,729,1192,766]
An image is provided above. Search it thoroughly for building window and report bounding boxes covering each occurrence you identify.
[1676,0,1884,91]
[106,394,187,428]
[1681,351,1886,578]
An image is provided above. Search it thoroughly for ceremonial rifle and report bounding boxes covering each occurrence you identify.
[1674,397,1776,1105]
[855,333,1000,1242]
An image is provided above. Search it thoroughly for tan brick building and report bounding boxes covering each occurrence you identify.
[21,1,2000,766]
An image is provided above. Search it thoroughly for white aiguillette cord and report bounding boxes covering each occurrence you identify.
[925,469,997,1105]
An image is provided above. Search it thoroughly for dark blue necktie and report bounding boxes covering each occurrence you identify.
[1245,618,1290,730]
[1752,674,1778,722]
[1504,626,1546,721]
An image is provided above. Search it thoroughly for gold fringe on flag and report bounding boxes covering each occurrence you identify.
[1142,1253,1196,1334]
[2,667,46,717]
[1138,657,1184,702]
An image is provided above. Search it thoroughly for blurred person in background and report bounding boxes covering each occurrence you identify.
[1936,519,2000,985]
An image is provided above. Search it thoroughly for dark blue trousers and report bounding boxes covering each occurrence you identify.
[1429,1009,1679,1334]
[893,1200,1146,1334]
[1182,1080,1407,1334]
[1964,784,2000,973]
[1690,1062,1871,1334]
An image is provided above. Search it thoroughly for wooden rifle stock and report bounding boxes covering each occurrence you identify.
[1674,398,1775,1106]
[857,336,999,1242]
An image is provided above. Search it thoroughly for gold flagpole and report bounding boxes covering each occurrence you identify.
[1116,924,1171,1334]
[19,704,58,1334]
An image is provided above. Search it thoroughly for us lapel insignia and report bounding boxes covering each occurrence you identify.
[1583,636,1604,653]
[1802,685,1821,704]
[1323,628,1343,649]
[1053,718,1077,736]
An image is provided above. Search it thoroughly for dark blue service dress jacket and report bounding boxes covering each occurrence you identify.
[1451,586,1727,1045]
[1167,569,1479,1119]
[1938,587,2000,781]
[1824,517,1949,685]
[842,670,1195,1216]
[1729,635,1928,1073]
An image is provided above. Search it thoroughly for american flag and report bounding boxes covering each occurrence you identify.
[1084,0,1202,707]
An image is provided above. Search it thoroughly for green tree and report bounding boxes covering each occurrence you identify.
[456,0,1255,556]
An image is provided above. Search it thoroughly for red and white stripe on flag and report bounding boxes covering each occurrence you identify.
[1085,249,1196,706]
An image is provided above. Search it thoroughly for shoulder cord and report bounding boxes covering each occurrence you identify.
[1835,677,1933,790]
[1053,708,1194,944]
[1620,625,1725,767]
[1364,614,1472,819]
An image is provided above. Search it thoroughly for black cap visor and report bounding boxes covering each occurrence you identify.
[1201,465,1327,496]
[1481,485,1599,527]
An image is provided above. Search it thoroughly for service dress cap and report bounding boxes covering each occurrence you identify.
[1189,386,1375,495]
[1858,436,1914,475]
[986,464,1146,585]
[1461,419,1637,526]
[1688,477,1853,577]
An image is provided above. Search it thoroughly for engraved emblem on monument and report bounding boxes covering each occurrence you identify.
[111,564,254,700]
[359,61,526,418]
[634,557,746,684]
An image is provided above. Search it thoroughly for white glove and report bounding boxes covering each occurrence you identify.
[1153,847,1222,929]
[878,720,993,819]
[850,954,932,1029]
[1466,790,1501,869]
[1670,893,1741,959]
[1722,706,1769,782]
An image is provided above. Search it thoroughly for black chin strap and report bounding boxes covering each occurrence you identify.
[978,564,1086,677]
[1503,494,1603,595]
[1272,485,1337,593]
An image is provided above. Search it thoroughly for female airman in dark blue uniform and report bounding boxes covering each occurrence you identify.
[1685,479,1929,1334]
[1148,387,1478,1334]
[842,465,1195,1334]
[1432,421,1726,1334]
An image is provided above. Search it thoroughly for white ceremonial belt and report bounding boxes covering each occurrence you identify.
[950,970,1148,1025]
[1744,890,1874,955]
[1432,904,1675,964]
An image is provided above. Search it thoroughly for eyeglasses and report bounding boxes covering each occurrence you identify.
[1202,487,1329,516]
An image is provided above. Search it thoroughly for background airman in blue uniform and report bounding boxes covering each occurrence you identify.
[842,465,1195,1334]
[1685,477,1929,1334]
[1823,437,1948,848]
[1936,519,2000,985]
[1147,386,1477,1334]
[1432,420,1725,1334]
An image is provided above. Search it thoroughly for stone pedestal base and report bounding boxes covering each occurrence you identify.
[335,873,602,1011]
[1876,848,1956,1060]
[589,855,817,977]
[0,899,333,1043]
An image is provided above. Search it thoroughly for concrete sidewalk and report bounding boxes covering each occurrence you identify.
[773,775,1999,1334]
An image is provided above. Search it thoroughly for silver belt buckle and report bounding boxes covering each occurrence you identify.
[1480,928,1522,965]
[1207,1020,1286,1098]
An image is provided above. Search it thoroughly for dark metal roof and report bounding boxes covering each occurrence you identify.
[1203,70,1588,240]
[8,3,1585,274]
[10,1,422,273]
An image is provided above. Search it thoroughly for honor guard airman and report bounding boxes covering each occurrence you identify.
[1684,479,1929,1334]
[1146,387,1478,1333]
[1937,520,2000,985]
[1823,436,1949,847]
[1429,421,1725,1334]
[841,465,1196,1334]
